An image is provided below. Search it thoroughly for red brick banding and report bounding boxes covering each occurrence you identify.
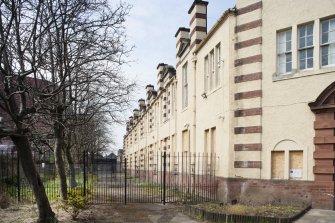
[235,54,262,67]
[235,37,262,50]
[234,108,262,117]
[313,166,335,174]
[235,72,262,83]
[190,26,207,38]
[314,136,335,144]
[313,151,335,159]
[234,126,262,134]
[234,161,261,168]
[190,39,202,50]
[235,90,262,100]
[309,85,335,210]
[235,19,262,33]
[237,2,262,15]
[234,143,262,151]
[314,120,335,129]
[190,13,207,26]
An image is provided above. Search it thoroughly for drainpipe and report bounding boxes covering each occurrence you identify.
[192,54,197,155]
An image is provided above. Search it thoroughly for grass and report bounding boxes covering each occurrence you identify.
[0,173,97,202]
[194,202,307,218]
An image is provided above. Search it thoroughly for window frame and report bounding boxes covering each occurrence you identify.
[320,17,335,67]
[215,44,221,88]
[182,63,188,109]
[204,56,209,93]
[298,23,314,70]
[277,29,293,74]
[209,50,215,91]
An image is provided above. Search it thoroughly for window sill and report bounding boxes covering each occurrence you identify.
[321,64,335,69]
[162,119,170,125]
[203,85,222,98]
[273,65,335,82]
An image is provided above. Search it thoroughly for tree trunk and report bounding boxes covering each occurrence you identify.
[65,145,77,188]
[54,122,68,200]
[10,135,56,223]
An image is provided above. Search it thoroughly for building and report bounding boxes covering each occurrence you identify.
[124,0,335,209]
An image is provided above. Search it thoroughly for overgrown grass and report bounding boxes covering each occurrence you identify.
[194,202,307,218]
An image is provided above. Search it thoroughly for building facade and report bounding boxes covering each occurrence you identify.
[124,0,335,209]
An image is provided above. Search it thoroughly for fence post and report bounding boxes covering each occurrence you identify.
[83,150,86,196]
[162,152,166,205]
[124,158,127,205]
[17,153,20,202]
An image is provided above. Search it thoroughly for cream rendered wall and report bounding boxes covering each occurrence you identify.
[195,15,235,178]
[233,1,263,179]
[176,49,195,155]
[156,81,177,152]
[262,0,335,180]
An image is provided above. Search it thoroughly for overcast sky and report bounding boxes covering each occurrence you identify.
[111,0,235,152]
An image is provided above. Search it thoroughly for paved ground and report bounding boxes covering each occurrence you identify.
[78,203,200,223]
[294,209,335,223]
[79,205,335,223]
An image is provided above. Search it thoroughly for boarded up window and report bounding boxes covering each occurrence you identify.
[271,151,284,179]
[289,151,303,179]
[182,130,189,152]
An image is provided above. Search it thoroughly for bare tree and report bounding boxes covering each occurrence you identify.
[0,0,133,220]
[35,0,133,200]
[0,0,56,221]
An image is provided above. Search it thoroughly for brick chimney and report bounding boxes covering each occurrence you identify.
[188,0,208,50]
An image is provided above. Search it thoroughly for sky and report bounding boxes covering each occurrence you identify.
[111,0,236,152]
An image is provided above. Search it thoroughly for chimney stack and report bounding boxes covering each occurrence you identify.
[146,84,154,100]
[175,28,190,60]
[157,63,166,92]
[138,99,146,112]
[129,116,134,126]
[133,109,139,119]
[188,0,208,50]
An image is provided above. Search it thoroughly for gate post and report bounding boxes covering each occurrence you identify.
[162,152,166,205]
[124,158,127,205]
[83,150,86,196]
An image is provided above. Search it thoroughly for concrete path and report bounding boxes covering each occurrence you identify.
[79,204,335,223]
[295,209,335,223]
[79,203,200,223]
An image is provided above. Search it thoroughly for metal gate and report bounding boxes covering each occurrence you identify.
[86,152,218,204]
[0,150,218,204]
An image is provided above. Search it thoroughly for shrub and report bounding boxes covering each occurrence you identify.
[62,188,87,220]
